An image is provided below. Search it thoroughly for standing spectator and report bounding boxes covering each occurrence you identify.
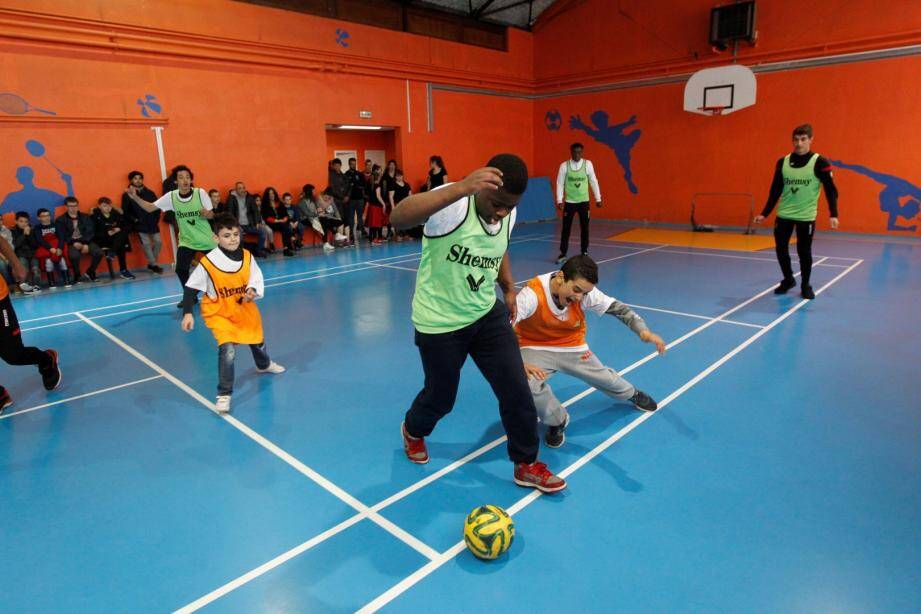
[393,169,412,207]
[11,212,42,292]
[426,155,448,190]
[382,159,399,241]
[367,164,386,245]
[55,196,103,283]
[122,171,163,274]
[281,192,303,250]
[261,187,294,257]
[124,165,216,307]
[326,159,352,246]
[555,142,602,263]
[225,181,271,257]
[345,157,367,241]
[92,196,135,280]
[33,208,69,287]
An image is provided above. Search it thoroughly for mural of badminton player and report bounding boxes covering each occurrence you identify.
[570,111,641,194]
[1,140,74,220]
[828,160,920,232]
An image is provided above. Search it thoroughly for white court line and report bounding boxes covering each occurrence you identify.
[369,263,421,273]
[73,313,441,564]
[624,303,765,329]
[17,236,551,325]
[356,257,863,613]
[0,375,164,420]
[175,256,806,612]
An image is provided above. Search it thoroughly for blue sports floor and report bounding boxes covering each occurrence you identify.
[2,221,919,613]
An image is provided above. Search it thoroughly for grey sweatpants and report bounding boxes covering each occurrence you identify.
[521,347,635,427]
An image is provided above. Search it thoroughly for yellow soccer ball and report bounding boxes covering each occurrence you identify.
[463,505,515,560]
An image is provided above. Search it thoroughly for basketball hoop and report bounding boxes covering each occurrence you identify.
[697,105,726,116]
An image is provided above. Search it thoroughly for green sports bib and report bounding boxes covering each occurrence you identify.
[564,160,589,203]
[778,153,821,221]
[171,190,217,251]
[412,196,510,334]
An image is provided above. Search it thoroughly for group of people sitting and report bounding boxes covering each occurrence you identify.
[0,155,449,294]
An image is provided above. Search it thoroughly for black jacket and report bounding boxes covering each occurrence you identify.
[91,208,129,243]
[11,226,37,259]
[220,192,263,226]
[327,170,350,202]
[345,169,366,200]
[55,212,96,245]
[122,186,161,234]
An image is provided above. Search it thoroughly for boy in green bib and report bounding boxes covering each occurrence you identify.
[755,124,840,300]
[125,165,216,307]
[391,154,566,493]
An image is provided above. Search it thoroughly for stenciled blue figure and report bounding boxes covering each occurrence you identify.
[570,111,641,194]
[1,165,73,220]
[829,159,920,232]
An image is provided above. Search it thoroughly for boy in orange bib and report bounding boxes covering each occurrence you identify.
[514,255,666,448]
[180,214,285,413]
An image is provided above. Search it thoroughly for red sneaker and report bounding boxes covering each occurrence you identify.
[0,387,12,414]
[401,422,429,464]
[514,461,567,493]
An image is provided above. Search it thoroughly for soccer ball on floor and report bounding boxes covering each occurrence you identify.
[463,504,515,560]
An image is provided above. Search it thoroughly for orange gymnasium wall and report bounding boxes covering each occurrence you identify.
[531,0,921,235]
[0,0,534,267]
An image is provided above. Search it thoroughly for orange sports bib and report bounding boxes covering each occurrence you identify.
[199,251,264,346]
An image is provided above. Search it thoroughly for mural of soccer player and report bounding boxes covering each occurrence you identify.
[829,159,920,232]
[570,111,641,194]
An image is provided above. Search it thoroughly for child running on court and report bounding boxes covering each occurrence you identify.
[515,255,666,448]
[180,213,285,413]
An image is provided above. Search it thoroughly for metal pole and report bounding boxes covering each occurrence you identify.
[150,126,178,263]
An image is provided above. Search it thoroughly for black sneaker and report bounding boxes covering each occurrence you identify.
[629,389,658,412]
[773,277,796,294]
[0,387,11,414]
[148,264,164,274]
[801,285,815,300]
[544,413,570,448]
[283,248,294,257]
[40,349,62,391]
[120,270,136,280]
[79,273,92,283]
[556,254,567,264]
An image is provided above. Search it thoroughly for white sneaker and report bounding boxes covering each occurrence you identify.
[323,242,335,252]
[215,395,231,413]
[257,361,286,374]
[334,233,347,242]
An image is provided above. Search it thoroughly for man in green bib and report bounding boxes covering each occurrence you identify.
[755,124,839,299]
[555,142,602,264]
[125,165,216,306]
[391,153,566,493]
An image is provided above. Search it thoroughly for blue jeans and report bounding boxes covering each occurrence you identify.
[218,342,271,395]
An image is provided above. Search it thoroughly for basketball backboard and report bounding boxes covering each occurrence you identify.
[683,65,757,115]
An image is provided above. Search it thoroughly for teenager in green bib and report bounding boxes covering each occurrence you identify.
[390,153,566,493]
[126,165,216,307]
[555,142,602,264]
[755,124,839,300]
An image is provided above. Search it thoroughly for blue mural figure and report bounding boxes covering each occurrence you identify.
[1,166,73,220]
[570,111,641,194]
[545,109,562,131]
[829,159,920,231]
[137,94,162,118]
[335,28,350,48]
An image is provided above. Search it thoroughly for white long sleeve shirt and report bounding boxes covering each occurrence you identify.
[556,159,602,204]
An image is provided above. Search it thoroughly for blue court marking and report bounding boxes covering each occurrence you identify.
[4,222,918,612]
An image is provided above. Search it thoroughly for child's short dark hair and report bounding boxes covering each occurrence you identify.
[395,168,404,176]
[212,213,240,233]
[208,188,220,196]
[173,164,194,180]
[98,196,112,205]
[486,153,529,195]
[64,196,79,205]
[37,208,50,216]
[128,170,143,181]
[282,192,292,198]
[15,211,29,220]
[570,142,584,150]
[561,254,598,284]
[792,124,813,138]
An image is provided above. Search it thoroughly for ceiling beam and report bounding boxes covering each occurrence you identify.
[481,0,533,18]
[472,0,498,18]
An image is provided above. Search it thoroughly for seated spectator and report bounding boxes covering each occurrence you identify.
[34,208,70,287]
[296,184,329,249]
[261,187,294,257]
[281,192,303,250]
[55,196,103,283]
[318,192,343,252]
[123,170,163,274]
[223,181,271,257]
[92,196,135,280]
[252,193,274,255]
[11,212,42,292]
[0,222,13,290]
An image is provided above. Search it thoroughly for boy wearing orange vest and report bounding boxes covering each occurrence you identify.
[180,214,285,413]
[514,255,666,448]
